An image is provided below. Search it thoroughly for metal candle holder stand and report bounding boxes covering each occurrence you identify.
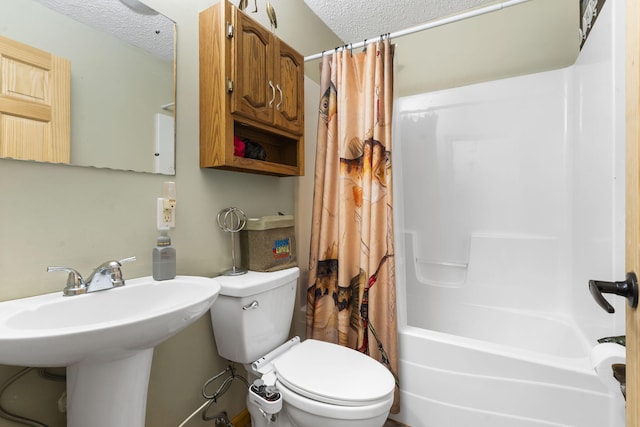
[217,207,248,276]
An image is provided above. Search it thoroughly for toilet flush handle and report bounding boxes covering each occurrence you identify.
[243,300,259,310]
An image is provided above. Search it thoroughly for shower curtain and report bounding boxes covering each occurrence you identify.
[306,38,399,411]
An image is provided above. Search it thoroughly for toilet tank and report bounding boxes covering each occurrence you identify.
[210,267,299,364]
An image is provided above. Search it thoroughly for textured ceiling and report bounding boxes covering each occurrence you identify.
[303,0,499,43]
[35,0,174,61]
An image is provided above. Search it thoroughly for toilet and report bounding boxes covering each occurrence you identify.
[209,267,395,427]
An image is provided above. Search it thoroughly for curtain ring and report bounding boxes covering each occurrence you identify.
[362,39,367,52]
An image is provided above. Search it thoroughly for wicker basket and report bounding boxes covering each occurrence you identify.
[240,215,297,272]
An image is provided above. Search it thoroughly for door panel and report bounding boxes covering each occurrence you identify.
[0,35,70,163]
[232,9,273,125]
[274,40,303,134]
[626,0,639,425]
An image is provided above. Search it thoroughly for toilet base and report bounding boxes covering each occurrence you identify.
[243,341,393,427]
[247,393,293,427]
[247,392,391,427]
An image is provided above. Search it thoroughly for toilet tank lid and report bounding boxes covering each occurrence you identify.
[212,267,299,297]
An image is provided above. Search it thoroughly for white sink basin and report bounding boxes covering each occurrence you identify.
[0,275,221,427]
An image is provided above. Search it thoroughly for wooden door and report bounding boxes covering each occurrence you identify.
[231,8,274,125]
[0,35,70,163]
[273,39,304,135]
[626,0,639,425]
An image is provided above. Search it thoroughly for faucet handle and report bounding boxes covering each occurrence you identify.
[107,256,137,287]
[47,266,87,296]
[118,256,137,265]
[95,256,136,270]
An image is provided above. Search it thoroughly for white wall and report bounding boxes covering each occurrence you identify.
[394,0,625,343]
[397,68,570,314]
[569,0,626,337]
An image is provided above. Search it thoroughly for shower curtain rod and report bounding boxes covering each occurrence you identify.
[304,0,531,62]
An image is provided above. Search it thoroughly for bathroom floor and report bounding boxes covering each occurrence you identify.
[384,419,408,427]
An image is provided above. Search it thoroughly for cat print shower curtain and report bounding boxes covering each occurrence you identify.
[306,38,399,412]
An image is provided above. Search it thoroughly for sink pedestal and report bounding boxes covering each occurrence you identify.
[66,349,154,427]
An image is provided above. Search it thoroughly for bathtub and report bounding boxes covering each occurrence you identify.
[387,1,627,422]
[390,233,626,427]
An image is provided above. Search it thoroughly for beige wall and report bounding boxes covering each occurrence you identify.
[0,0,338,426]
[0,0,577,425]
[392,0,579,96]
[304,0,579,96]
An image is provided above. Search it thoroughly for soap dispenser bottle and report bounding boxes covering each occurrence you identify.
[153,182,177,281]
[153,230,176,280]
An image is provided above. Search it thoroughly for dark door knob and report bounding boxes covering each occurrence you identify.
[588,272,638,313]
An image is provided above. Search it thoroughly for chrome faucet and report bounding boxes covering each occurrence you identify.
[47,257,136,296]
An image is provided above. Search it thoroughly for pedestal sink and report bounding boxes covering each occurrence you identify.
[0,276,221,427]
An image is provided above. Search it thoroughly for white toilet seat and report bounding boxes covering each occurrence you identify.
[271,339,395,407]
[275,378,394,421]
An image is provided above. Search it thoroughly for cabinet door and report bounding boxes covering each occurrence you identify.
[231,9,273,125]
[274,40,303,135]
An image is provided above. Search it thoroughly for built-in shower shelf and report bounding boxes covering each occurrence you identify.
[415,258,468,286]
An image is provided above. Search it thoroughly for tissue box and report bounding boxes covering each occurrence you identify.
[240,215,297,272]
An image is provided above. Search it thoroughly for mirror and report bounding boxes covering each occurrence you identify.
[0,0,176,174]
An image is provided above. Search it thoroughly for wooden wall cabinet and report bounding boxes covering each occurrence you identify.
[199,0,304,176]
